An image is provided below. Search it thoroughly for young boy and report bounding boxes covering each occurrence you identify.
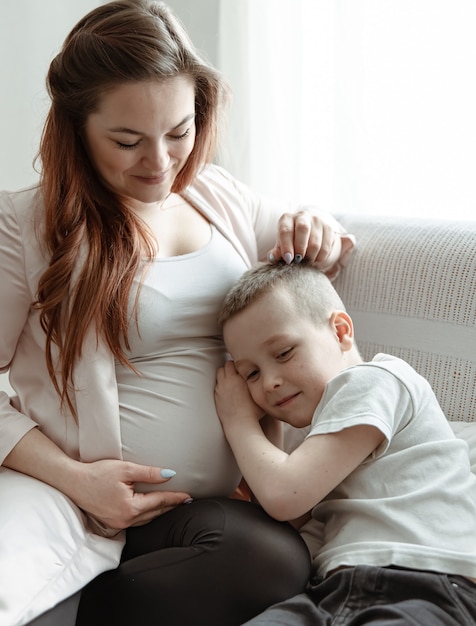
[214,262,476,625]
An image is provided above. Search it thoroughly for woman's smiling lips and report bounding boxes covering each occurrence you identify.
[133,172,168,185]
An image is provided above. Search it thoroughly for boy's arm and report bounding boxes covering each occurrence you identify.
[260,416,312,529]
[260,414,283,448]
[227,422,383,521]
[215,362,384,522]
[228,415,282,504]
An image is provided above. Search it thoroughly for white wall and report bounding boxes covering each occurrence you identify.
[167,0,219,66]
[0,1,105,191]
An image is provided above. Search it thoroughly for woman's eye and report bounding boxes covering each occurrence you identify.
[116,140,140,150]
[277,348,293,360]
[171,127,191,141]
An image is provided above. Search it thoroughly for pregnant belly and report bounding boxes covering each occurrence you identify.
[117,353,241,498]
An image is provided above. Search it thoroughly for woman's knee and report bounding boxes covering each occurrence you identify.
[78,498,311,626]
[126,497,310,589]
[199,499,311,595]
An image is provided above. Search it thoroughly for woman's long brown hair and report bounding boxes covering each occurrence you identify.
[34,0,229,418]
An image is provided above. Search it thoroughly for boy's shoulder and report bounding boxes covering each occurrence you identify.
[338,353,436,409]
[334,353,417,388]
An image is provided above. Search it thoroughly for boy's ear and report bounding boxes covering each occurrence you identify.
[329,310,354,351]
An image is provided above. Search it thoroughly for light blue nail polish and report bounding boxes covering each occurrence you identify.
[268,253,275,263]
[294,254,303,264]
[161,468,176,479]
[284,252,293,264]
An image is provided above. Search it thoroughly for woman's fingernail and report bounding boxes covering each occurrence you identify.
[294,254,303,264]
[268,253,275,263]
[160,468,176,479]
[183,498,194,504]
[284,252,293,264]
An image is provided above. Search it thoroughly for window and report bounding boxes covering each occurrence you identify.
[217,1,476,220]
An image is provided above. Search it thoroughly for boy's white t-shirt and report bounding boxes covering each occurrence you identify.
[305,353,476,580]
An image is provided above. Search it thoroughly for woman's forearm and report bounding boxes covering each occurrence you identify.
[3,427,194,531]
[3,427,82,499]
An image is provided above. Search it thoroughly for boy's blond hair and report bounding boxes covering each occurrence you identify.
[218,262,346,326]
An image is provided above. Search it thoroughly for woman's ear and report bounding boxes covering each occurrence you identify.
[329,310,354,351]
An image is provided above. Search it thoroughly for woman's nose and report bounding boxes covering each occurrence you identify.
[143,140,170,171]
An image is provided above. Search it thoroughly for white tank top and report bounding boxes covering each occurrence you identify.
[116,225,247,497]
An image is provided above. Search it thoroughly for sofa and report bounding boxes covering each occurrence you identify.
[333,214,475,432]
[19,214,476,625]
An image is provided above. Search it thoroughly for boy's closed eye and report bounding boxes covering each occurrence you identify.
[277,347,294,361]
[246,369,260,382]
[233,364,259,382]
[240,348,295,382]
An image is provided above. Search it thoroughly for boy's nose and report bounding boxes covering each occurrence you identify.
[263,372,282,392]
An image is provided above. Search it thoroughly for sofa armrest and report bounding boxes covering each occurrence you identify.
[332,214,476,424]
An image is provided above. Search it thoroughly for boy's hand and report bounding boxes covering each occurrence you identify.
[215,360,264,430]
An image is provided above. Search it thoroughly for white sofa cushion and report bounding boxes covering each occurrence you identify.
[0,468,124,626]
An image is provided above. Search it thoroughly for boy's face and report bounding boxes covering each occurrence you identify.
[223,287,350,427]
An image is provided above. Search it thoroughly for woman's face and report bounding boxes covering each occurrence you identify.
[84,76,196,207]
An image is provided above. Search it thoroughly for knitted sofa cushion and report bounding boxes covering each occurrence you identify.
[333,215,476,423]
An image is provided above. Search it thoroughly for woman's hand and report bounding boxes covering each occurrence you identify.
[267,210,339,267]
[215,360,264,433]
[72,459,192,530]
[3,428,191,532]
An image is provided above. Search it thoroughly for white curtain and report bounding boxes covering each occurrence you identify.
[216,1,476,220]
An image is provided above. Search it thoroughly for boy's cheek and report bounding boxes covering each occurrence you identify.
[250,389,264,409]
